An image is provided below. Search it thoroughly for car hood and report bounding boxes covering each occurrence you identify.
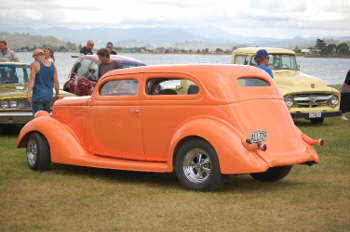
[0,83,75,99]
[0,84,27,99]
[273,70,337,96]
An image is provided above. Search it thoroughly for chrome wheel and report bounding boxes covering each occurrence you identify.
[182,148,212,184]
[27,137,38,167]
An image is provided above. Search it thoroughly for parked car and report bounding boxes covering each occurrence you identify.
[232,47,341,124]
[17,65,322,191]
[0,62,73,125]
[63,55,145,96]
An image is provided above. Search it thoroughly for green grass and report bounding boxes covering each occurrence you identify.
[0,116,350,232]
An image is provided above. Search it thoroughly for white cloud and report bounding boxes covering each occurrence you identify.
[0,0,349,38]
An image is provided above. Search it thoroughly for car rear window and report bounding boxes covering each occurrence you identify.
[100,79,138,96]
[237,78,270,87]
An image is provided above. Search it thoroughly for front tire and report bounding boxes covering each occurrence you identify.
[175,139,224,191]
[26,132,51,170]
[251,166,292,182]
[310,117,324,124]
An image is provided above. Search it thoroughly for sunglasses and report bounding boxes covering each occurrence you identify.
[33,52,44,57]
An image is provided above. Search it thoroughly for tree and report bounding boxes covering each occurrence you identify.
[324,44,337,54]
[315,39,327,54]
[215,48,224,53]
[336,43,349,55]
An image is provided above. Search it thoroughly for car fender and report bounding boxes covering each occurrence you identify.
[17,114,89,165]
[168,116,269,174]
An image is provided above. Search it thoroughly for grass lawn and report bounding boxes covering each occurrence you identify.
[0,115,349,232]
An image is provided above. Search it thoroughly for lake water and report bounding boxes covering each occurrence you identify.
[16,52,349,86]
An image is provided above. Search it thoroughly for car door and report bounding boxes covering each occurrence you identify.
[87,74,145,160]
[140,74,202,162]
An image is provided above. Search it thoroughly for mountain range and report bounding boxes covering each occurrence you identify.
[1,26,349,49]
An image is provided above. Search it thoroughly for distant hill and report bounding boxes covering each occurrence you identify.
[0,32,77,51]
[1,27,349,50]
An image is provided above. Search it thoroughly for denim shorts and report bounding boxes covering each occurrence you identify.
[32,101,52,115]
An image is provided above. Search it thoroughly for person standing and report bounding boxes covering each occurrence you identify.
[106,42,117,55]
[0,40,19,62]
[254,49,273,78]
[340,70,350,120]
[44,48,55,62]
[97,48,122,79]
[27,49,60,114]
[80,40,94,55]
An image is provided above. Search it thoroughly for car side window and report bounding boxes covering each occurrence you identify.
[100,79,138,96]
[146,78,199,95]
[235,55,248,65]
[85,62,99,81]
[75,59,92,77]
[16,66,29,84]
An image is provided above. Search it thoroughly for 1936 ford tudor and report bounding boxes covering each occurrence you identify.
[17,65,323,191]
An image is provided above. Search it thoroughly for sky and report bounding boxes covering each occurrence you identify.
[0,0,350,38]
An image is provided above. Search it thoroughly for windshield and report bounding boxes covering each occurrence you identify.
[251,54,298,70]
[0,65,30,84]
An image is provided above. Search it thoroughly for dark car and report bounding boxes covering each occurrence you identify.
[64,55,145,96]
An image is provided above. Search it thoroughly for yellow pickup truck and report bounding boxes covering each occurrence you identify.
[0,62,73,125]
[232,47,341,124]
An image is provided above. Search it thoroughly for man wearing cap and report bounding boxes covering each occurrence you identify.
[27,49,60,114]
[254,49,274,78]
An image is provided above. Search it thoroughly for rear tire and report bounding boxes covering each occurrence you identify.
[26,132,51,170]
[175,139,224,191]
[310,117,324,124]
[251,166,292,182]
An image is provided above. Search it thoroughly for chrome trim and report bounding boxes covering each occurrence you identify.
[291,94,336,108]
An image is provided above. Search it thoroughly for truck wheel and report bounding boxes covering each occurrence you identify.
[26,132,51,170]
[310,117,324,124]
[175,139,224,191]
[251,166,292,182]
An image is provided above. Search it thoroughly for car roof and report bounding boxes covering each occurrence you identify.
[81,54,145,65]
[233,47,295,55]
[99,64,281,102]
[0,62,29,66]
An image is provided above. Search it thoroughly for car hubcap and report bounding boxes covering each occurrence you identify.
[183,148,212,184]
[27,138,38,167]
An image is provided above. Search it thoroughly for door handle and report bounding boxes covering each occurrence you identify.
[132,109,141,113]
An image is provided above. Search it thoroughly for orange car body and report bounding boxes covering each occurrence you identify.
[17,65,320,174]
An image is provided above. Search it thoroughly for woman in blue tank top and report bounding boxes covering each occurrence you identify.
[27,49,60,114]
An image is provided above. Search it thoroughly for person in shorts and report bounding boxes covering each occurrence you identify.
[340,70,350,120]
[27,49,60,114]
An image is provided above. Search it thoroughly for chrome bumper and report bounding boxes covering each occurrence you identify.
[291,111,341,119]
[0,112,33,124]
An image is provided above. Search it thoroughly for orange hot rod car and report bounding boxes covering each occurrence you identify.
[17,65,323,191]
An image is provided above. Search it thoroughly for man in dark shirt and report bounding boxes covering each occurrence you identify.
[80,40,94,55]
[106,42,117,55]
[97,48,122,79]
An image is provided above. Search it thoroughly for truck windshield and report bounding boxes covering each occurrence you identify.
[0,65,30,84]
[251,54,298,70]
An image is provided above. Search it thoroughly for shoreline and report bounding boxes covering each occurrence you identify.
[15,51,350,58]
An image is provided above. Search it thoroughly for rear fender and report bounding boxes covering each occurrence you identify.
[17,115,88,164]
[169,117,269,174]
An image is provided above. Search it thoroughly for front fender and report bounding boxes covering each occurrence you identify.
[17,115,89,165]
[168,117,269,174]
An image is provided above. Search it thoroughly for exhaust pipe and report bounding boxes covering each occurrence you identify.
[242,139,267,152]
[302,134,324,146]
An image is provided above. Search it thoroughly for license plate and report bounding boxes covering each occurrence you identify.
[309,112,322,118]
[250,130,267,143]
